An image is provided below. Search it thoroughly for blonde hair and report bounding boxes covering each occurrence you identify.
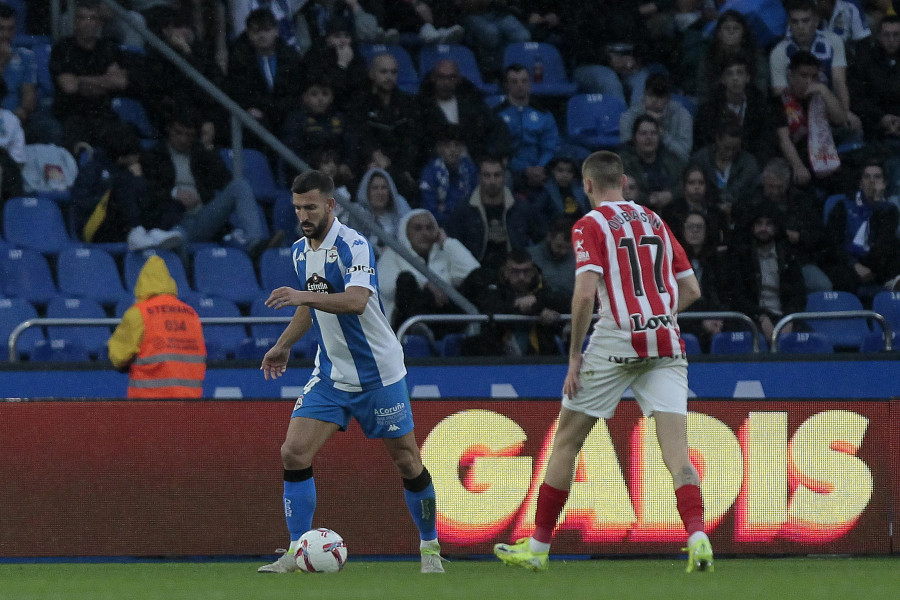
[582,151,624,192]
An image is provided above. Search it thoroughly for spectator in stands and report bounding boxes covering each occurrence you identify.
[771,51,847,187]
[694,55,773,163]
[563,2,652,104]
[743,157,833,293]
[460,248,569,356]
[850,15,900,146]
[141,105,271,256]
[448,155,542,269]
[0,5,36,137]
[349,53,421,201]
[722,201,805,342]
[49,0,130,152]
[526,155,590,224]
[690,116,759,212]
[661,164,729,249]
[300,15,369,114]
[417,58,510,162]
[227,8,305,148]
[520,0,566,47]
[108,255,206,399]
[229,0,307,55]
[381,1,465,44]
[140,7,227,147]
[495,64,560,190]
[816,0,871,52]
[298,0,399,55]
[377,208,480,334]
[454,0,530,79]
[677,210,728,353]
[282,76,357,182]
[0,78,23,203]
[73,120,182,249]
[824,160,900,301]
[418,124,478,229]
[620,115,685,211]
[688,10,769,105]
[527,215,575,298]
[620,72,693,162]
[346,166,411,257]
[770,0,862,135]
[623,174,639,203]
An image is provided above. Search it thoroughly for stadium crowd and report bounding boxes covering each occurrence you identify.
[1,0,900,359]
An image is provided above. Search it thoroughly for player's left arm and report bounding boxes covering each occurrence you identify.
[265,285,371,315]
[676,274,701,314]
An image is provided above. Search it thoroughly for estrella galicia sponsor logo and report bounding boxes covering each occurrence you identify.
[306,273,334,294]
[374,402,407,426]
[630,313,674,332]
[348,265,375,275]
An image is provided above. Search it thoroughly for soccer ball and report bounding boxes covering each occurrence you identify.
[296,528,348,573]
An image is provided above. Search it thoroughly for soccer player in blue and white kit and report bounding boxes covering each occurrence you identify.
[258,171,445,574]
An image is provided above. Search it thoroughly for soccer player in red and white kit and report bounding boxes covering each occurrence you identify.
[494,151,714,573]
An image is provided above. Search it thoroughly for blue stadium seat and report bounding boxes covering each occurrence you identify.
[111,97,157,140]
[0,298,45,360]
[114,297,133,318]
[185,296,247,360]
[193,246,262,305]
[46,296,110,359]
[0,247,58,305]
[710,331,766,354]
[219,147,291,205]
[439,332,465,357]
[31,43,53,112]
[3,196,72,255]
[671,93,697,118]
[358,44,420,93]
[502,42,577,96]
[859,331,900,353]
[57,247,129,306]
[124,249,192,295]
[823,194,846,225]
[776,332,834,354]
[31,338,91,362]
[805,291,870,351]
[872,291,900,333]
[249,297,289,341]
[259,247,298,291]
[681,332,702,355]
[236,336,277,360]
[418,44,499,94]
[402,334,433,357]
[566,93,628,150]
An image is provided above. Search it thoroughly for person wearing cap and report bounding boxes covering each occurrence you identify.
[108,256,206,398]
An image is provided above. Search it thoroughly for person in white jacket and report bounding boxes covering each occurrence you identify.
[377,208,480,333]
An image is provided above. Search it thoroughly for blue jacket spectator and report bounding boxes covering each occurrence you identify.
[418,125,478,229]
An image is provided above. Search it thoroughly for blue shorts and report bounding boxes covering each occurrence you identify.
[291,376,414,439]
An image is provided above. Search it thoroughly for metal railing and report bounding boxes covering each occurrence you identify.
[7,316,293,362]
[770,310,892,352]
[396,310,762,349]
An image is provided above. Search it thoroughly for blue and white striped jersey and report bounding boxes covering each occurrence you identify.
[291,217,406,392]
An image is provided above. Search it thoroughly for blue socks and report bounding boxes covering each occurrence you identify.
[283,468,316,541]
[403,467,437,541]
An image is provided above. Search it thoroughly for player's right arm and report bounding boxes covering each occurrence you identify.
[563,269,600,399]
[261,306,312,380]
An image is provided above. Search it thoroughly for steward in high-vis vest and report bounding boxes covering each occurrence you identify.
[108,255,206,398]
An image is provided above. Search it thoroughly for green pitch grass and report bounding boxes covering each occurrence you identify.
[1,557,898,600]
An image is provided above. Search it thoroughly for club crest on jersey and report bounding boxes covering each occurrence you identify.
[306,273,334,294]
[326,248,339,263]
[630,313,674,332]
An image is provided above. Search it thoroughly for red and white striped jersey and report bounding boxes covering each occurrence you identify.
[572,201,693,358]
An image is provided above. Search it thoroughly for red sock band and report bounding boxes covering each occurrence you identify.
[533,483,569,543]
[675,484,704,535]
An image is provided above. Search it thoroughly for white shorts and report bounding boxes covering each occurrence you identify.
[562,353,688,419]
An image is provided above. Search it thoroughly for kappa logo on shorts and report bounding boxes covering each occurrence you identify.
[294,396,303,410]
[388,424,400,432]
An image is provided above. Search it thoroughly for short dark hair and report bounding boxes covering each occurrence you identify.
[100,121,142,161]
[292,170,335,195]
[631,114,660,138]
[785,0,816,14]
[479,155,505,171]
[0,4,15,20]
[788,50,820,72]
[644,73,672,97]
[504,248,534,266]
[715,115,744,140]
[880,14,900,31]
[719,53,751,74]
[246,7,277,30]
[504,63,528,82]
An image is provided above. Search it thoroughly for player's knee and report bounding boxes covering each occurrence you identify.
[280,440,313,469]
[390,449,422,479]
